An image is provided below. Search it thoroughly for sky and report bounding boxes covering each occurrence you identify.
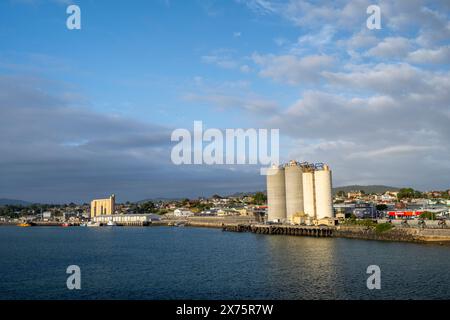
[0,0,449,203]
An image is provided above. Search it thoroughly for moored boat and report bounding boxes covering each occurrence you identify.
[17,222,32,227]
[86,221,101,227]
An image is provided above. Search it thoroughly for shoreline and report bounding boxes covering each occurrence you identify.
[2,218,450,244]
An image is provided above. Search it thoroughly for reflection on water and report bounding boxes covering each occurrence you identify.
[0,226,449,299]
[263,237,340,299]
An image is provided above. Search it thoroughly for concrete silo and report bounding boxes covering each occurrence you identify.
[266,165,286,222]
[314,164,333,219]
[302,168,316,219]
[284,161,304,223]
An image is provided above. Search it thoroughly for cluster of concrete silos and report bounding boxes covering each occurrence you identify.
[266,161,333,223]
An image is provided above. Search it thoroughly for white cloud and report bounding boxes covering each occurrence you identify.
[323,63,437,96]
[297,25,335,47]
[408,46,450,64]
[366,37,414,59]
[252,53,335,85]
[236,0,450,189]
[348,145,442,159]
[343,29,379,50]
[240,64,251,73]
[201,55,238,69]
[183,93,278,113]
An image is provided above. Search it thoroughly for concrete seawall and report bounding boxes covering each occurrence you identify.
[335,225,450,243]
[164,216,256,229]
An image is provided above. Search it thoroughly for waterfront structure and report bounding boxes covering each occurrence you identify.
[252,206,267,223]
[353,202,378,219]
[388,211,423,219]
[90,194,115,218]
[314,164,333,220]
[266,161,334,224]
[42,211,52,221]
[285,161,304,223]
[302,167,316,219]
[266,165,287,222]
[92,213,160,226]
[173,209,194,217]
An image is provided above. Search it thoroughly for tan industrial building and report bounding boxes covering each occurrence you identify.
[90,194,115,218]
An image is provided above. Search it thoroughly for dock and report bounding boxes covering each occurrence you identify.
[222,223,334,237]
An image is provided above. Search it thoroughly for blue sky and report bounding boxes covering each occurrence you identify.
[0,0,449,203]
[1,0,297,127]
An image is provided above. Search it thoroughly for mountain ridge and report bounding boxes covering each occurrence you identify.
[0,198,32,206]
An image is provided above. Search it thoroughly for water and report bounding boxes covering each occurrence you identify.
[0,226,449,300]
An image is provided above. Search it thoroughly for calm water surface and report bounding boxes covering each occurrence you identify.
[0,226,449,299]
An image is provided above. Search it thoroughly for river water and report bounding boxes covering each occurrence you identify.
[0,226,449,299]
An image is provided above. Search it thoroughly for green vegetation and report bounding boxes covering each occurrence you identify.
[0,205,23,218]
[336,191,346,197]
[0,203,64,218]
[397,188,423,200]
[445,190,450,199]
[332,185,400,195]
[129,201,157,214]
[375,223,393,233]
[253,192,267,205]
[343,219,394,233]
[190,202,212,212]
[138,201,155,213]
[420,211,437,220]
[343,218,377,227]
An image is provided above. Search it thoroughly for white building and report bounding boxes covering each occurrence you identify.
[42,211,52,220]
[92,214,161,225]
[173,209,194,217]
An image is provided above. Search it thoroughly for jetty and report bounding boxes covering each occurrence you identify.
[222,223,334,237]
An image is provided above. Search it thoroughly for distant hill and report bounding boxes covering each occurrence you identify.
[136,197,183,203]
[0,198,31,206]
[332,185,400,195]
[226,191,266,198]
[231,187,400,197]
[134,186,400,203]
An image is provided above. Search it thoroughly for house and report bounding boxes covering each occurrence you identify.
[173,209,194,217]
[42,211,52,221]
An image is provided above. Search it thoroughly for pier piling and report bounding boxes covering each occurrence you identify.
[222,223,334,237]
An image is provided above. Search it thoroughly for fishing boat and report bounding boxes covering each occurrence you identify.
[17,222,32,227]
[106,220,117,226]
[86,221,101,227]
[61,222,70,227]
